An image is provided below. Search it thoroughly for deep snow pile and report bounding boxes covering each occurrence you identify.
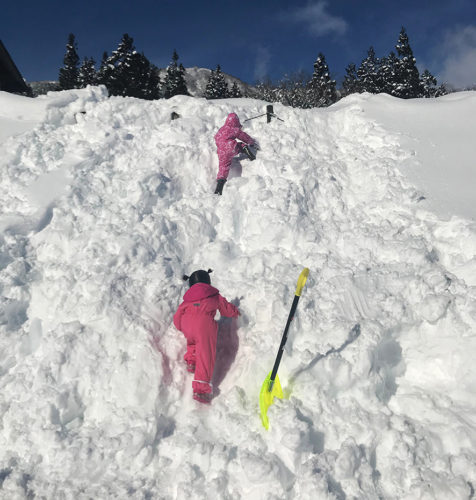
[0,87,476,499]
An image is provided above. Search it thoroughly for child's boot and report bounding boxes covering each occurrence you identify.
[214,179,226,195]
[242,145,256,161]
[193,392,212,404]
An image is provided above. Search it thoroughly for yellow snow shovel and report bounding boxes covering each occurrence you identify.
[259,267,309,429]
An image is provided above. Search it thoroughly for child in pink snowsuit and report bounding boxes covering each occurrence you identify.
[173,269,240,403]
[214,112,256,195]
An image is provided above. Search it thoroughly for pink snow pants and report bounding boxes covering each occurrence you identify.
[216,141,245,180]
[174,287,239,395]
[181,316,218,394]
[214,113,254,180]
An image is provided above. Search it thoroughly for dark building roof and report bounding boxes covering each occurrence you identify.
[0,40,32,96]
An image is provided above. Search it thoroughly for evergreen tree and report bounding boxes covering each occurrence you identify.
[254,78,278,103]
[274,72,309,108]
[78,57,96,88]
[419,69,447,98]
[357,47,382,93]
[306,52,337,107]
[230,81,242,98]
[145,61,161,100]
[101,34,160,100]
[205,65,229,99]
[59,33,80,90]
[162,50,189,98]
[342,63,360,96]
[215,65,229,98]
[420,69,437,97]
[379,51,400,96]
[273,77,292,106]
[342,28,443,100]
[204,68,216,99]
[102,33,134,96]
[286,81,307,108]
[394,27,422,98]
[126,52,160,99]
[435,82,449,97]
[96,52,109,87]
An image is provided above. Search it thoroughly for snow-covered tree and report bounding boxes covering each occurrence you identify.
[205,65,229,99]
[78,57,96,88]
[254,78,278,103]
[306,52,337,107]
[393,27,422,98]
[340,28,445,100]
[162,50,189,98]
[420,69,437,97]
[379,51,400,96]
[342,63,360,96]
[273,72,309,108]
[204,68,217,99]
[357,47,382,94]
[59,34,80,90]
[420,69,447,98]
[100,34,160,100]
[229,81,242,98]
[98,34,131,95]
[96,52,109,86]
[286,81,308,108]
[126,52,160,99]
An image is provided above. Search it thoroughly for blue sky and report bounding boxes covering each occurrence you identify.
[2,0,476,88]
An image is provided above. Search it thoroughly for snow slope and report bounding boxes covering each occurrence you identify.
[0,87,475,499]
[363,91,476,221]
[0,92,48,143]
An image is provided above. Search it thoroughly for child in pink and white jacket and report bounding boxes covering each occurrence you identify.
[173,269,240,403]
[214,112,256,195]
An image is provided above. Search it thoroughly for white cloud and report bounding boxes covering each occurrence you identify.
[438,25,476,88]
[254,46,271,82]
[286,1,348,38]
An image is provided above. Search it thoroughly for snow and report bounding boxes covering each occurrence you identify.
[1,86,476,499]
[362,91,476,221]
[0,92,47,143]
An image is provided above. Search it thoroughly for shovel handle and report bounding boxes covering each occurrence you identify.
[295,268,309,296]
[268,267,310,389]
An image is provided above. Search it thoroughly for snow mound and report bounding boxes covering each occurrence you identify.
[0,86,475,499]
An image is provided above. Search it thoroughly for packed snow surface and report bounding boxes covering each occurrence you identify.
[0,87,476,499]
[363,92,476,221]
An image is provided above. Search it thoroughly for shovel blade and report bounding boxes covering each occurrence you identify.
[259,372,283,430]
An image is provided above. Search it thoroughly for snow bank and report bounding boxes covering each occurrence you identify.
[363,91,476,220]
[0,91,46,143]
[0,87,475,499]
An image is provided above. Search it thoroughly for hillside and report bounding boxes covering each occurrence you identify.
[0,87,475,499]
[159,66,253,97]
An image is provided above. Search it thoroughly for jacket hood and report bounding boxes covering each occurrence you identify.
[183,283,219,302]
[225,113,241,128]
